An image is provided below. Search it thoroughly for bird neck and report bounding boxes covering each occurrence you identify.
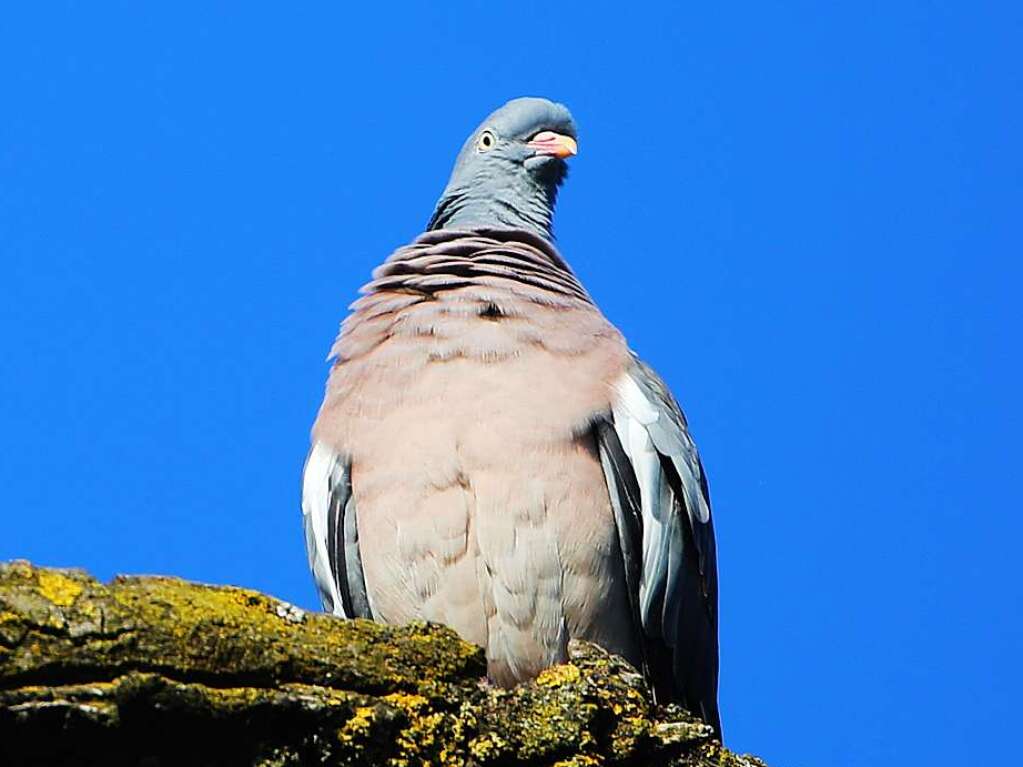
[427,174,559,240]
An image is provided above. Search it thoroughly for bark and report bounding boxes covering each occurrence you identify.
[0,561,766,767]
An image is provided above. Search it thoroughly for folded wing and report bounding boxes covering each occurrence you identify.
[301,441,372,620]
[597,357,721,737]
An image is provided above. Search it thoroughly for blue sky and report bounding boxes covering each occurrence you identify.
[2,3,1020,764]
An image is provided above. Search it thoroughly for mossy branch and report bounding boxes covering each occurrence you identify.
[0,561,765,767]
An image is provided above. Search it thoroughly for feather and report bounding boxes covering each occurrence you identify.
[604,362,722,738]
[301,441,372,620]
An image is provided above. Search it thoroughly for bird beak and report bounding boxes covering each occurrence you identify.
[527,131,578,159]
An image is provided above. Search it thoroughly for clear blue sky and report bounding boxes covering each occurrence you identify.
[2,3,1019,764]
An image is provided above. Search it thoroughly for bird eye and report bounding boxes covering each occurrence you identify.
[476,130,496,152]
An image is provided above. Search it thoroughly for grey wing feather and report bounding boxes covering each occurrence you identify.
[341,493,372,618]
[600,357,721,738]
[594,417,645,639]
[301,441,372,619]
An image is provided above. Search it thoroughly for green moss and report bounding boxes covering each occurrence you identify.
[0,562,764,767]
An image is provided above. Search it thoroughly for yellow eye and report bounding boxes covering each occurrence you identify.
[477,130,497,152]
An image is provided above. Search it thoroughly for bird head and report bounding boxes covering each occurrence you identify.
[427,97,578,240]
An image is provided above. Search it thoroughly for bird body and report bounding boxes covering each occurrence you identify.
[303,98,721,736]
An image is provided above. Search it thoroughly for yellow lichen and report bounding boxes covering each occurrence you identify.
[381,692,469,767]
[552,757,605,767]
[468,732,506,761]
[536,663,581,687]
[338,705,377,744]
[382,692,429,712]
[35,570,83,607]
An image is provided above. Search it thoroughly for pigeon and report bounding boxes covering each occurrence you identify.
[302,97,721,737]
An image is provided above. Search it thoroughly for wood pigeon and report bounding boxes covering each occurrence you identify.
[302,97,722,737]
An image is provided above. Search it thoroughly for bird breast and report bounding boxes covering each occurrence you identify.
[310,230,639,683]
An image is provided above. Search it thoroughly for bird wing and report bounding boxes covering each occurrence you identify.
[597,356,721,736]
[301,441,372,619]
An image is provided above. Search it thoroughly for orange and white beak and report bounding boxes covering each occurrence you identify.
[527,131,578,159]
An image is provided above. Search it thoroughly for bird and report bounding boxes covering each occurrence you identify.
[302,97,721,737]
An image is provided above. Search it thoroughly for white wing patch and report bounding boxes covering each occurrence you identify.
[612,374,670,625]
[301,440,346,617]
[612,372,710,523]
[611,370,710,633]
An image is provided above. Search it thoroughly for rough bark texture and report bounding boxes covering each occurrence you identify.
[0,561,766,767]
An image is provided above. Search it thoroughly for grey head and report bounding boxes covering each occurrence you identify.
[427,97,578,240]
